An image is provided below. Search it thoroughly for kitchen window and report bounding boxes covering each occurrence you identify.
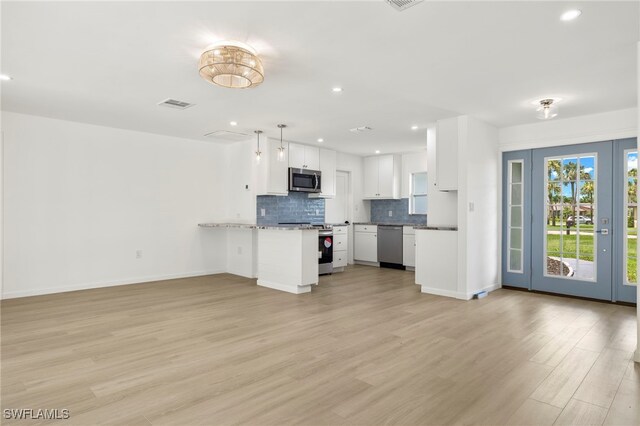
[410,172,428,215]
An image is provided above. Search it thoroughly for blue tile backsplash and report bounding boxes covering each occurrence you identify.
[256,192,325,225]
[370,199,427,225]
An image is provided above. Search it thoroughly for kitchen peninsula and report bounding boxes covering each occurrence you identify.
[198,223,319,294]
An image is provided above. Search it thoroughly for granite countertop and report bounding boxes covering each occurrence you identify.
[198,223,320,230]
[413,225,458,231]
[354,222,427,227]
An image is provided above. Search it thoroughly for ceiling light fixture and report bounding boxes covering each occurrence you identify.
[0,74,12,81]
[332,87,343,93]
[199,40,264,89]
[375,150,381,154]
[536,99,559,120]
[317,138,324,143]
[230,121,238,126]
[561,9,582,21]
[411,125,419,130]
[254,130,263,163]
[277,124,287,162]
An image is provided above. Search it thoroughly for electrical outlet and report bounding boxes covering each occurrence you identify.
[388,210,393,217]
[136,250,142,259]
[260,208,266,217]
[469,202,475,212]
[316,209,320,215]
[237,246,242,255]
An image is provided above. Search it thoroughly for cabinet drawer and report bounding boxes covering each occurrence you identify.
[333,234,347,250]
[354,225,377,233]
[332,225,348,235]
[403,226,415,236]
[333,250,348,267]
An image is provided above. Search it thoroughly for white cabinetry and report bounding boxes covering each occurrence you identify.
[415,228,459,298]
[402,226,416,268]
[435,117,459,191]
[289,143,320,170]
[363,154,401,199]
[256,138,289,196]
[332,225,348,270]
[310,148,337,199]
[354,224,378,263]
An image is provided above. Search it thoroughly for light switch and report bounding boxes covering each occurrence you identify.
[388,210,393,217]
[260,208,266,217]
[469,202,475,212]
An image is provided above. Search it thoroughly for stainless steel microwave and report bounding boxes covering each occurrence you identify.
[289,168,322,193]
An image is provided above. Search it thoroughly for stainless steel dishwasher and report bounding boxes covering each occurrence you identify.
[377,225,404,268]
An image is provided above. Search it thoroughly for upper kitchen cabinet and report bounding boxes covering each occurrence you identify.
[256,138,289,196]
[309,148,337,199]
[289,143,320,170]
[363,154,401,199]
[435,117,459,191]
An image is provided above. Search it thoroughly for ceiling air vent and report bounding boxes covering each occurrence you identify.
[204,130,251,142]
[386,0,424,12]
[350,126,373,133]
[157,98,194,110]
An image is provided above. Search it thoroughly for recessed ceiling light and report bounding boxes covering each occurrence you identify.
[375,150,380,154]
[0,74,12,81]
[332,87,343,93]
[561,9,582,21]
[317,138,324,143]
[411,125,419,130]
[230,121,238,126]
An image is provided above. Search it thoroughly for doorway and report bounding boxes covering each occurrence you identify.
[501,139,637,303]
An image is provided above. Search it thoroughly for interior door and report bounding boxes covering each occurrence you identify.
[614,138,638,303]
[531,142,613,300]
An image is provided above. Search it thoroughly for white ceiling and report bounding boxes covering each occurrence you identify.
[1,1,638,155]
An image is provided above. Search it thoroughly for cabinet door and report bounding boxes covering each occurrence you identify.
[363,156,380,198]
[304,146,320,170]
[317,148,336,197]
[355,232,377,262]
[403,234,416,267]
[377,154,395,198]
[436,117,459,191]
[267,140,289,195]
[288,143,306,169]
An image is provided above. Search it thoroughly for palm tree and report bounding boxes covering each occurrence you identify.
[563,160,578,229]
[547,160,562,226]
[581,181,594,221]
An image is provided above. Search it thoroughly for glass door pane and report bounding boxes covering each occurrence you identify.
[544,155,596,281]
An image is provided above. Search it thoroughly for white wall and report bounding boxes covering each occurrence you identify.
[426,126,458,227]
[2,112,229,298]
[499,108,637,152]
[458,116,500,296]
[224,139,259,223]
[401,150,428,198]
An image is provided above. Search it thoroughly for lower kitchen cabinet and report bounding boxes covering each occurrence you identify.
[332,225,348,270]
[354,225,377,263]
[402,226,416,268]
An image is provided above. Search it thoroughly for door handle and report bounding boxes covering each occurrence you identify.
[595,229,609,235]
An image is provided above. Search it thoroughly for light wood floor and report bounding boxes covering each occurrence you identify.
[1,266,638,425]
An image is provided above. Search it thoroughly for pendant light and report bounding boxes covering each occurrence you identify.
[536,99,559,120]
[254,130,263,163]
[277,124,287,162]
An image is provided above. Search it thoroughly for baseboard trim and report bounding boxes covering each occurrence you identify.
[421,283,500,301]
[465,283,501,299]
[1,269,226,300]
[420,286,468,300]
[257,279,312,294]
